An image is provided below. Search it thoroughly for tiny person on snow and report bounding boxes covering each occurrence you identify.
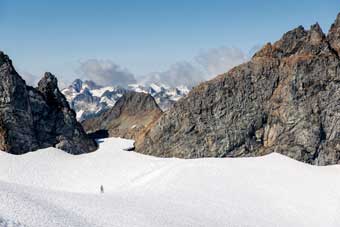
[100,185,104,193]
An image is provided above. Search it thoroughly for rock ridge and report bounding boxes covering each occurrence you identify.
[82,91,163,140]
[135,13,340,165]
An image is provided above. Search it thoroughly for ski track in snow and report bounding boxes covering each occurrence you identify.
[0,137,340,227]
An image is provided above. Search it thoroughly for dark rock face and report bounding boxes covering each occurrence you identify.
[135,14,340,165]
[0,52,97,154]
[0,52,38,152]
[328,13,340,56]
[82,92,162,140]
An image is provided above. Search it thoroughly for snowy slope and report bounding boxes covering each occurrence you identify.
[0,138,340,227]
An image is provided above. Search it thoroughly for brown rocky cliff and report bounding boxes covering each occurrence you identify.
[135,13,340,165]
[82,92,163,140]
[328,12,340,56]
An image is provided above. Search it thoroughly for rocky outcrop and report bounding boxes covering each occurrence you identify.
[0,52,97,154]
[135,13,340,165]
[82,92,162,140]
[328,12,340,56]
[0,52,38,153]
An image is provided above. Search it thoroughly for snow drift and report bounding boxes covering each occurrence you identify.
[0,138,339,227]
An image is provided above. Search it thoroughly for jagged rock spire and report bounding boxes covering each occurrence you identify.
[0,51,8,65]
[37,72,70,108]
[331,12,340,28]
[0,51,18,75]
[38,72,58,88]
[254,21,331,60]
[0,52,97,154]
[328,12,340,55]
[309,23,325,44]
[71,79,83,92]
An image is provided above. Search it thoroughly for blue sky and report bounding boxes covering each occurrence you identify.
[1,0,339,86]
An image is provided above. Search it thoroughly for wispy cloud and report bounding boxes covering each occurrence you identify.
[139,46,249,87]
[139,61,206,88]
[71,46,257,88]
[20,71,40,87]
[195,46,248,77]
[77,59,136,87]
[248,44,262,58]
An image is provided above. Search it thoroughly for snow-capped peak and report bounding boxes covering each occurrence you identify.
[62,79,190,121]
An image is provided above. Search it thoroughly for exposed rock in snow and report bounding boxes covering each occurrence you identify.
[0,52,97,155]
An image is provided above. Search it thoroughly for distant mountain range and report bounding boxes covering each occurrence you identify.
[62,79,189,121]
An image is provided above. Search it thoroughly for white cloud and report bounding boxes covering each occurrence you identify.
[140,61,206,88]
[20,71,40,87]
[72,46,257,89]
[77,59,136,87]
[248,44,262,58]
[139,46,249,88]
[195,46,248,77]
